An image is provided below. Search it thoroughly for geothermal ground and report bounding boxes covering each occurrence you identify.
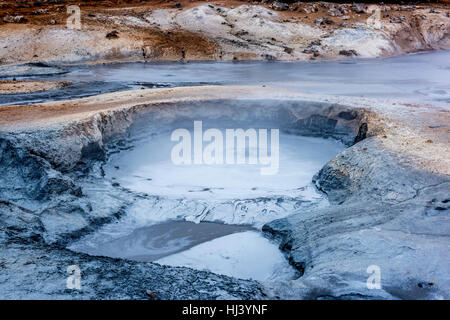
[0,84,449,299]
[0,0,449,301]
[0,0,449,66]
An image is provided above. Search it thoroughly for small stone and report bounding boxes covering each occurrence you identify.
[392,16,406,23]
[262,54,276,61]
[106,30,119,39]
[325,17,333,24]
[309,4,319,13]
[301,8,310,14]
[328,9,343,17]
[3,15,27,23]
[339,49,358,56]
[353,3,366,14]
[146,290,157,298]
[284,46,293,54]
[338,5,349,15]
[32,9,47,15]
[271,2,289,11]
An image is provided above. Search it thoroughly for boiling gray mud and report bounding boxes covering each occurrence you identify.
[102,130,344,200]
[69,119,345,281]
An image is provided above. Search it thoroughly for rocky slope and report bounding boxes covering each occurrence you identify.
[0,1,449,65]
[0,86,448,299]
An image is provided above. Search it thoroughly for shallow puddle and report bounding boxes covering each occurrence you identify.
[71,220,253,262]
[156,230,298,281]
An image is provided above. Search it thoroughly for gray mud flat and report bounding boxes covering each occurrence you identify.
[1,51,449,106]
[0,63,68,78]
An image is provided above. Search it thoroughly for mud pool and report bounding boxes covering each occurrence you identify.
[69,128,345,281]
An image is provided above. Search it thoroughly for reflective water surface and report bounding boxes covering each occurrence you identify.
[2,51,449,106]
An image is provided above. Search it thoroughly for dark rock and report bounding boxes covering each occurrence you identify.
[353,122,368,144]
[339,49,358,57]
[293,115,338,137]
[284,46,293,54]
[328,8,343,17]
[106,30,119,39]
[288,253,305,276]
[337,5,349,15]
[398,5,415,12]
[338,110,358,120]
[352,3,366,14]
[146,289,158,299]
[310,4,319,13]
[262,54,276,61]
[390,16,405,23]
[0,201,44,244]
[316,17,333,26]
[271,2,289,11]
[320,2,335,10]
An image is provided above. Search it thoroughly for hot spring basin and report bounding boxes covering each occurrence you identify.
[69,106,346,281]
[104,131,344,200]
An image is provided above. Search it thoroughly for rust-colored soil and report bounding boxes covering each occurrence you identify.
[0,1,448,63]
[1,0,447,29]
[0,80,70,94]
